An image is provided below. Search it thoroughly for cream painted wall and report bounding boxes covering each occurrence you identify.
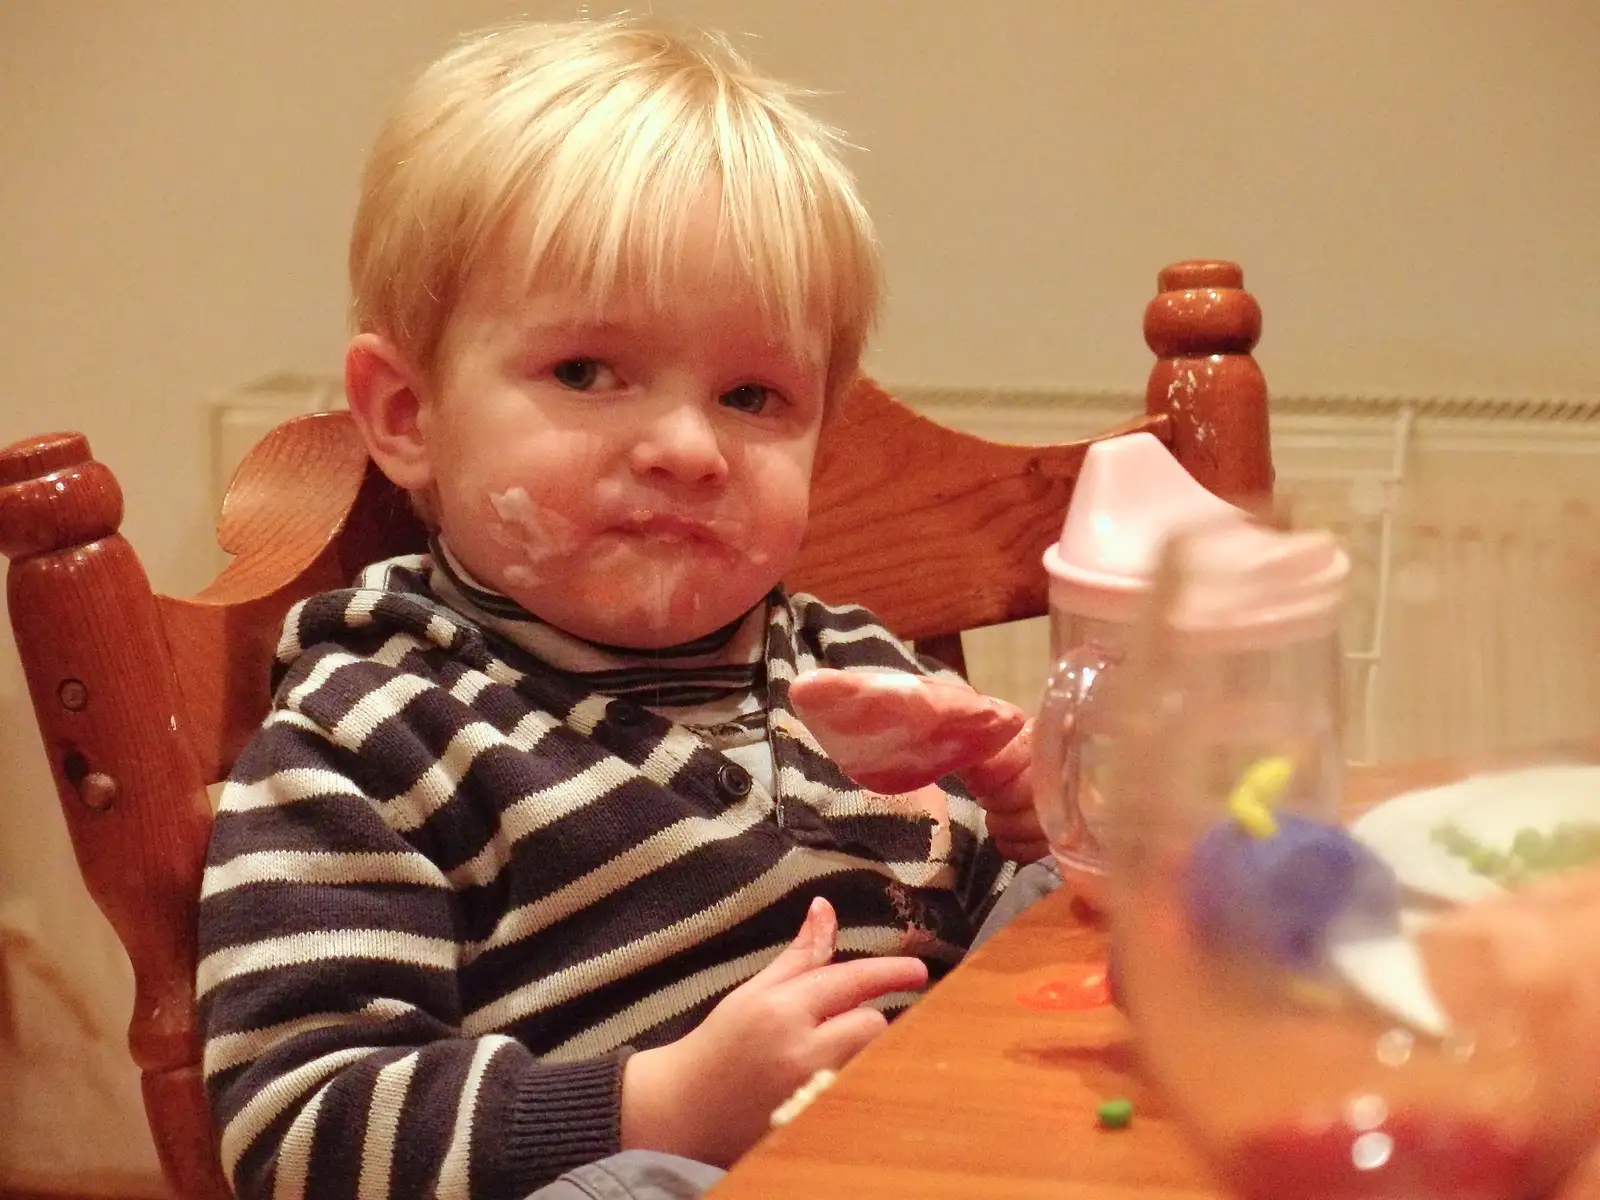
[1,0,1597,1180]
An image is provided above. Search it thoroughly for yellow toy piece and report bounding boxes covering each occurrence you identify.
[1225,755,1297,839]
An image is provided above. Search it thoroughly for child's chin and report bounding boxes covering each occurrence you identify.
[570,573,776,650]
[617,600,764,650]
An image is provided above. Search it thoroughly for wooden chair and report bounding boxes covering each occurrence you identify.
[0,259,1271,1199]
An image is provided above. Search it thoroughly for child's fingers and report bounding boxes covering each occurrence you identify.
[985,825,1049,864]
[994,835,1051,863]
[805,896,839,961]
[985,787,1050,859]
[976,775,1034,817]
[742,897,838,990]
[956,721,1032,801]
[787,955,929,1022]
[809,1003,891,1067]
[985,803,1044,843]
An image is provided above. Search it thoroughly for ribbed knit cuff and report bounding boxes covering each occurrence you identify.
[504,1050,632,1192]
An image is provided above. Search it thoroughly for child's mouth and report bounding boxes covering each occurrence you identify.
[613,513,720,544]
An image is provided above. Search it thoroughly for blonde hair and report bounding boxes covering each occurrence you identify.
[349,17,881,397]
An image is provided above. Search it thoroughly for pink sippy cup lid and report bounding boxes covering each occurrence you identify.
[1043,433,1241,624]
[1043,433,1349,646]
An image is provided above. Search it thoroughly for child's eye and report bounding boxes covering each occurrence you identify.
[551,358,618,391]
[719,383,775,415]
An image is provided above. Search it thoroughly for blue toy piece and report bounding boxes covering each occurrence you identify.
[1181,813,1399,971]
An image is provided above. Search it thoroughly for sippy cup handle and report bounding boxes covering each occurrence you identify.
[1032,641,1120,866]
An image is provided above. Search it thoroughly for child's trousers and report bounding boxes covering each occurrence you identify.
[527,1151,725,1199]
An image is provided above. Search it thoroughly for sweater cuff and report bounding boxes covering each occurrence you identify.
[505,1049,633,1190]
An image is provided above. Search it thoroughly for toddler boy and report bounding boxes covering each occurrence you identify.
[199,17,1047,1200]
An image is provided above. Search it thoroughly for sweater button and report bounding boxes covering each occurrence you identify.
[715,762,752,800]
[608,700,646,727]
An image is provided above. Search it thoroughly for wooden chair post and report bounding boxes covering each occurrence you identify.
[0,433,231,1200]
[1144,259,1275,501]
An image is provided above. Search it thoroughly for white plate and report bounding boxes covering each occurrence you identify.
[1333,764,1600,1036]
[1349,764,1600,905]
[1328,909,1450,1037]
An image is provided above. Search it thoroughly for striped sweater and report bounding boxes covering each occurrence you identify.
[198,554,1013,1200]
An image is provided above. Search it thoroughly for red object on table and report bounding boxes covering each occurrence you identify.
[1017,964,1113,1012]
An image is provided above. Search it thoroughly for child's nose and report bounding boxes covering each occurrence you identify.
[628,402,729,486]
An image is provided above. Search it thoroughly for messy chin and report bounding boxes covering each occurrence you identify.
[509,554,785,650]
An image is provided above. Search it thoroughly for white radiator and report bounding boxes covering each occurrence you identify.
[210,379,1600,765]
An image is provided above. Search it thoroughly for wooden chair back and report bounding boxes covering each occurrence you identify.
[0,259,1271,1198]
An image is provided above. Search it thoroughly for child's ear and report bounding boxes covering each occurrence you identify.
[344,333,433,491]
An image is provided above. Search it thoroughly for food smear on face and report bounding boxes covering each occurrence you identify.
[487,486,580,579]
[582,536,698,634]
[487,477,755,636]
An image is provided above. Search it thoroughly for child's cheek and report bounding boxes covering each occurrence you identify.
[745,452,812,569]
[749,497,809,577]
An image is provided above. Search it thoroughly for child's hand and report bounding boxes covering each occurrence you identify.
[788,668,1047,861]
[956,720,1049,862]
[789,668,1024,793]
[620,897,927,1166]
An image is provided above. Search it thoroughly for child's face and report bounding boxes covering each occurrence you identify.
[416,227,830,649]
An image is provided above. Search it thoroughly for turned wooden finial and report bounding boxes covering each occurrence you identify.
[0,431,125,559]
[1144,260,1273,500]
[2,425,230,1197]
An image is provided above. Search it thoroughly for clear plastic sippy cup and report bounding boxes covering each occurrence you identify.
[1033,433,1277,909]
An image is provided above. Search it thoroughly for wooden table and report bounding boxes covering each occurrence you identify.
[710,764,1600,1199]
[708,883,1220,1199]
